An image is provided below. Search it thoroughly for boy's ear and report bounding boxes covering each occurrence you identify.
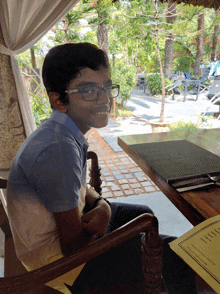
[49,92,67,113]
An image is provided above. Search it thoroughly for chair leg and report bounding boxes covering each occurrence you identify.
[141,230,163,293]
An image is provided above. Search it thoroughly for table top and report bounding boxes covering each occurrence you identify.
[182,79,200,85]
[118,128,220,226]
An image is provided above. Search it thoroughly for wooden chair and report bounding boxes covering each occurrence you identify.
[0,151,163,294]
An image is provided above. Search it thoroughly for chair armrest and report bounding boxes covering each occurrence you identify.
[0,213,160,294]
[87,151,102,195]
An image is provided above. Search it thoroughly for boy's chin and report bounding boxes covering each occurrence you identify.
[94,119,109,129]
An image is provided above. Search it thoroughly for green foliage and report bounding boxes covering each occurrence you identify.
[17,39,47,69]
[172,56,193,74]
[111,62,137,105]
[145,74,172,95]
[196,114,213,128]
[168,120,199,132]
[30,90,52,127]
[21,67,51,126]
[53,10,82,44]
[17,0,217,98]
[115,106,133,117]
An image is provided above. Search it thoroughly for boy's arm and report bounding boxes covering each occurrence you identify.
[82,187,111,236]
[53,188,111,257]
[53,206,91,257]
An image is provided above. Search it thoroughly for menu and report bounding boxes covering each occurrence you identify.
[169,215,220,293]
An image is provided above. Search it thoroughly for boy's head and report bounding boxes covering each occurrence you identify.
[42,43,110,109]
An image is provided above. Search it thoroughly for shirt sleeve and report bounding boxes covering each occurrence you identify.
[30,140,84,213]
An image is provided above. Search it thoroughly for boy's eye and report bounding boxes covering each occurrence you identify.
[81,87,96,94]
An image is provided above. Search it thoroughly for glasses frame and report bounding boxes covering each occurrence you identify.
[65,84,120,101]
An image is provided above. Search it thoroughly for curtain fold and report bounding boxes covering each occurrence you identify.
[0,0,79,137]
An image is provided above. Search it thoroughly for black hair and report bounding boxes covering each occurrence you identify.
[42,43,110,109]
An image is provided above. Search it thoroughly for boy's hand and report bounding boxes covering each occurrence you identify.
[81,201,111,236]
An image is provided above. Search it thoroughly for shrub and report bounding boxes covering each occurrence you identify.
[168,120,199,132]
[145,74,172,95]
[111,62,137,106]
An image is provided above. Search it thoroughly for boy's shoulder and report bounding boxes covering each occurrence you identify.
[14,118,78,171]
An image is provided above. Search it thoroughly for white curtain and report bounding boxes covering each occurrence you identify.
[0,0,79,137]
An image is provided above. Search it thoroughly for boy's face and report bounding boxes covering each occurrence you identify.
[50,67,113,134]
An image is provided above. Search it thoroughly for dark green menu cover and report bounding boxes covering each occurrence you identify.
[130,140,220,183]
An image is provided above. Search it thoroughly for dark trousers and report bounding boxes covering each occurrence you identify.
[69,202,197,294]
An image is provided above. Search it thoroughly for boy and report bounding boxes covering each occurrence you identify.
[6,43,197,293]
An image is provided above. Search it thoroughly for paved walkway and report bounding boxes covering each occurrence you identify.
[86,128,160,199]
[127,88,220,122]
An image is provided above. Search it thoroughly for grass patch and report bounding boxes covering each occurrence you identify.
[114,106,133,117]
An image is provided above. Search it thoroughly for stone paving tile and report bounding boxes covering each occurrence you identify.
[121,169,129,174]
[121,184,130,190]
[110,185,121,191]
[134,188,145,194]
[113,191,124,197]
[118,179,129,184]
[130,183,142,189]
[115,175,124,180]
[124,174,133,179]
[128,178,137,183]
[85,128,159,199]
[144,186,157,193]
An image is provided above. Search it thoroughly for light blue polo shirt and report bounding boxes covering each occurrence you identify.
[6,110,89,293]
[8,109,89,213]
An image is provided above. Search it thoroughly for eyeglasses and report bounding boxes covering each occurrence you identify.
[65,84,119,101]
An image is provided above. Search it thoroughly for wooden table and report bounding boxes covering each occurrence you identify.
[118,128,220,227]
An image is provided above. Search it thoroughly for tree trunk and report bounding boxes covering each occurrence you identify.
[155,0,166,123]
[164,0,177,79]
[97,12,108,56]
[62,18,69,43]
[211,8,219,61]
[193,9,205,76]
[0,25,26,178]
[30,47,36,68]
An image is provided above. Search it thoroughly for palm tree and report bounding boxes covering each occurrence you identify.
[211,8,219,61]
[164,0,177,79]
[154,0,166,122]
[193,9,205,76]
[97,8,108,55]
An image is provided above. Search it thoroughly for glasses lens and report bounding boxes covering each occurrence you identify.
[106,85,119,98]
[81,87,97,101]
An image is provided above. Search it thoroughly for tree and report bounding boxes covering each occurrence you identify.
[154,0,166,122]
[193,8,205,76]
[211,8,219,61]
[30,47,36,68]
[96,1,109,54]
[82,0,117,55]
[164,0,177,78]
[52,9,84,44]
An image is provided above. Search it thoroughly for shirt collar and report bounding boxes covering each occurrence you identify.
[49,109,89,148]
